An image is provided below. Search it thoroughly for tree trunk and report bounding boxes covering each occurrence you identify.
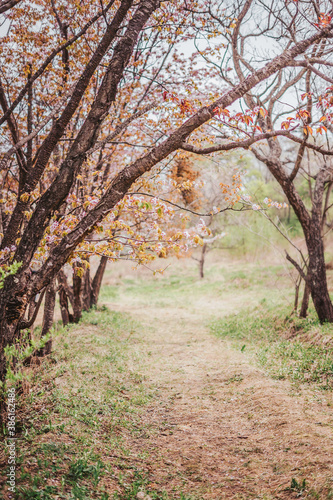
[57,269,74,324]
[0,280,28,394]
[37,278,56,356]
[306,237,333,323]
[58,257,106,324]
[58,269,74,306]
[72,265,83,323]
[82,260,92,311]
[300,281,310,318]
[58,285,71,325]
[293,275,302,312]
[58,257,108,322]
[256,148,333,323]
[0,317,17,421]
[90,256,108,307]
[199,243,207,279]
[24,288,45,338]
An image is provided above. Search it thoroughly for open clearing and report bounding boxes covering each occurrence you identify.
[1,256,333,499]
[105,262,333,499]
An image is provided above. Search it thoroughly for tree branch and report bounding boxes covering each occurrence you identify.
[180,130,294,155]
[0,0,21,13]
[289,140,306,182]
[0,0,117,127]
[1,0,134,250]
[26,24,333,295]
[285,252,307,281]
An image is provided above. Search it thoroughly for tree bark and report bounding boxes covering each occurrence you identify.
[72,265,83,323]
[37,278,56,356]
[82,261,92,311]
[1,0,134,251]
[0,0,22,14]
[306,236,333,322]
[58,269,74,306]
[90,256,108,307]
[300,281,311,318]
[58,284,71,325]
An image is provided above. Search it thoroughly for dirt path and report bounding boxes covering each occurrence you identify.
[109,295,333,499]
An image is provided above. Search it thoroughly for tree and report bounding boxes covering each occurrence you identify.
[54,189,202,324]
[181,0,333,322]
[170,154,238,278]
[0,0,332,397]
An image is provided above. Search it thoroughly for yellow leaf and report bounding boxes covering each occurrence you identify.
[20,193,30,202]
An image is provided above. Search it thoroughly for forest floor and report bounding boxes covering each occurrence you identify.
[1,255,333,499]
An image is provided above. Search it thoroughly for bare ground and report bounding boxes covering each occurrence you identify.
[107,293,333,499]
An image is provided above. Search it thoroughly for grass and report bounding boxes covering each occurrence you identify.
[210,300,333,389]
[104,258,333,392]
[113,471,195,500]
[105,260,293,310]
[1,306,189,500]
[2,255,333,498]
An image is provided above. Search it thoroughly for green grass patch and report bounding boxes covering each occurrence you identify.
[113,262,292,312]
[210,303,333,389]
[1,306,162,499]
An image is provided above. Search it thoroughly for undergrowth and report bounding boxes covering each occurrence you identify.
[210,301,333,389]
[0,306,189,500]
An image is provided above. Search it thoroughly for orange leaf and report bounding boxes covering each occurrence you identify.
[220,108,230,117]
